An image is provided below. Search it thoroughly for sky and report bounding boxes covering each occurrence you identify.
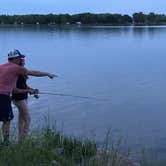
[0,0,166,15]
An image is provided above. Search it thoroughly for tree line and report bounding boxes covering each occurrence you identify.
[0,12,166,25]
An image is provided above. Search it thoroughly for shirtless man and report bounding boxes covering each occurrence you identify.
[0,49,57,143]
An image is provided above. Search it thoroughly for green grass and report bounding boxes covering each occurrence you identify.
[0,125,133,166]
[0,126,97,166]
[0,124,166,166]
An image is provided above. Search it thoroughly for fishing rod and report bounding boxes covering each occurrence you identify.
[33,92,107,101]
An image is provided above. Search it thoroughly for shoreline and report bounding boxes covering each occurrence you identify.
[1,23,166,27]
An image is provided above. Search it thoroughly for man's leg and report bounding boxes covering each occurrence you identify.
[18,111,25,141]
[0,94,14,143]
[2,120,10,143]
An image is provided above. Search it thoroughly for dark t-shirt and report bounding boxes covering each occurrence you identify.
[12,75,28,101]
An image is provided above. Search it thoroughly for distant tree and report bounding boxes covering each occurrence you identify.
[147,12,156,23]
[97,14,120,24]
[59,14,70,24]
[155,14,166,23]
[96,14,108,24]
[133,12,147,24]
[80,13,97,24]
[123,15,132,23]
[69,14,81,24]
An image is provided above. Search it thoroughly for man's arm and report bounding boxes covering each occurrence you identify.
[26,70,57,79]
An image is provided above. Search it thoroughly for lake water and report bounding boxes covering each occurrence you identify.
[0,25,166,158]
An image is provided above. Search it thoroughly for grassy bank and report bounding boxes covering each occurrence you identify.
[0,125,131,166]
[0,126,165,166]
[0,126,97,166]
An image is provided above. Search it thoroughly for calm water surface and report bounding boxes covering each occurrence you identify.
[0,25,166,158]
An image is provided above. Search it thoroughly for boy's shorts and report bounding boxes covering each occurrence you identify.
[0,94,14,122]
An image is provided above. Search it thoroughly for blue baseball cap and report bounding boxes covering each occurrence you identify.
[8,49,25,59]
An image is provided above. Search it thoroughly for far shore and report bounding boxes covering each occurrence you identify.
[1,23,166,26]
[1,12,166,26]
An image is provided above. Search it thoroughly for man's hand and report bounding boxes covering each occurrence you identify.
[27,89,37,95]
[34,89,39,94]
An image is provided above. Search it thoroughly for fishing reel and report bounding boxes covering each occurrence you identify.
[33,89,40,99]
[34,94,39,99]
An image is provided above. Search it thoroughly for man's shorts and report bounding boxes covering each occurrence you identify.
[0,94,14,122]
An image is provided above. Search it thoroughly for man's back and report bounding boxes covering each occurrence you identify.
[0,62,27,94]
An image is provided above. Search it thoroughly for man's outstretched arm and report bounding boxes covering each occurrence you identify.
[27,70,57,79]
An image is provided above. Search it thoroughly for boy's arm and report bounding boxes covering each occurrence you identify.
[26,86,39,94]
[13,88,36,94]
